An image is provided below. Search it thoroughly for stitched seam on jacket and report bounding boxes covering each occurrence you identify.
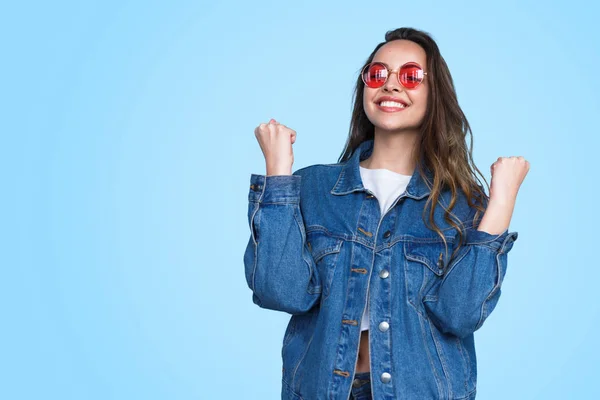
[419,313,444,399]
[476,250,502,331]
[292,315,317,392]
[428,319,453,399]
[282,377,304,400]
[455,336,470,395]
[250,203,260,302]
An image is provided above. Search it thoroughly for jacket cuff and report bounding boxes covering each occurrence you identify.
[248,174,301,203]
[464,227,519,254]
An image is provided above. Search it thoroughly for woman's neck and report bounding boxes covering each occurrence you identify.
[359,131,419,175]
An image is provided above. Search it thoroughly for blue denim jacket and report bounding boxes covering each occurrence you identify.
[244,139,518,400]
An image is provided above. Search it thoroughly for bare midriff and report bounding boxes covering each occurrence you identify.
[355,329,370,372]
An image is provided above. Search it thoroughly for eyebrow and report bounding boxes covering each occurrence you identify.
[372,61,421,68]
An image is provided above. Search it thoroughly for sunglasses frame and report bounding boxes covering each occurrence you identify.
[361,61,428,90]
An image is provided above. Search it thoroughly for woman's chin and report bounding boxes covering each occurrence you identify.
[374,121,412,133]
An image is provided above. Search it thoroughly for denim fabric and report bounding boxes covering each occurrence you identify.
[244,138,518,399]
[350,371,373,400]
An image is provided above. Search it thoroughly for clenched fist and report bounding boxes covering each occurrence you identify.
[489,156,530,204]
[254,119,297,176]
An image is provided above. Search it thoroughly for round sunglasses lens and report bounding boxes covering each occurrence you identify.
[399,63,423,89]
[362,63,387,88]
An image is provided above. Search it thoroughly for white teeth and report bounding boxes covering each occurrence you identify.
[379,101,406,108]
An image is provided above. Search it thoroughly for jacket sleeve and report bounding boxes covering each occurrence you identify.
[243,171,321,315]
[423,203,519,338]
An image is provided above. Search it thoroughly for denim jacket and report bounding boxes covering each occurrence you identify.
[243,139,518,400]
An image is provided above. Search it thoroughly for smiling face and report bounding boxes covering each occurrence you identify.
[363,39,429,134]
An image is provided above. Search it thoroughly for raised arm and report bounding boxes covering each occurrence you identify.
[243,172,322,314]
[243,119,321,314]
[423,156,529,338]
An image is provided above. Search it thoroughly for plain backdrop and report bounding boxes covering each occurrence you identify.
[1,0,598,399]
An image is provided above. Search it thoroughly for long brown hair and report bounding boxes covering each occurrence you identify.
[338,27,489,258]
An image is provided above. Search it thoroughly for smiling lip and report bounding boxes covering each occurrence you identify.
[376,103,407,112]
[375,96,409,112]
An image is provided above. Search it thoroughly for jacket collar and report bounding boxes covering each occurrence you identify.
[330,138,433,199]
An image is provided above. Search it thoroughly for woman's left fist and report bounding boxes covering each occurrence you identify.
[489,156,530,203]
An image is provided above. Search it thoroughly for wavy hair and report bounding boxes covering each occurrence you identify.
[338,27,489,258]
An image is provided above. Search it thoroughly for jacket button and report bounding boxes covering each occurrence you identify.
[378,321,389,332]
[379,269,389,279]
[383,230,391,238]
[380,372,391,383]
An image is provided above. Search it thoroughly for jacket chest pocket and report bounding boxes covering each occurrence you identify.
[306,231,344,301]
[403,241,449,316]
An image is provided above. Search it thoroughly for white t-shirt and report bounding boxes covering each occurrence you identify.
[358,166,412,331]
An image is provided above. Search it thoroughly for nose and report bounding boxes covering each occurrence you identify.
[382,69,402,92]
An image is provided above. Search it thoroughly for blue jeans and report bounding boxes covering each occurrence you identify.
[350,371,372,400]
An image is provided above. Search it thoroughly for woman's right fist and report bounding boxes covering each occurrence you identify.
[254,119,296,176]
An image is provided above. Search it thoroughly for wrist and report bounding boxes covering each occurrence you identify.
[477,198,515,235]
[266,163,292,176]
[488,194,516,208]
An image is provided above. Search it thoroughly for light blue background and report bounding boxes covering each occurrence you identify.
[2,1,598,399]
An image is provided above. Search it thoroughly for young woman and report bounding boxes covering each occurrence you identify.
[244,27,529,400]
